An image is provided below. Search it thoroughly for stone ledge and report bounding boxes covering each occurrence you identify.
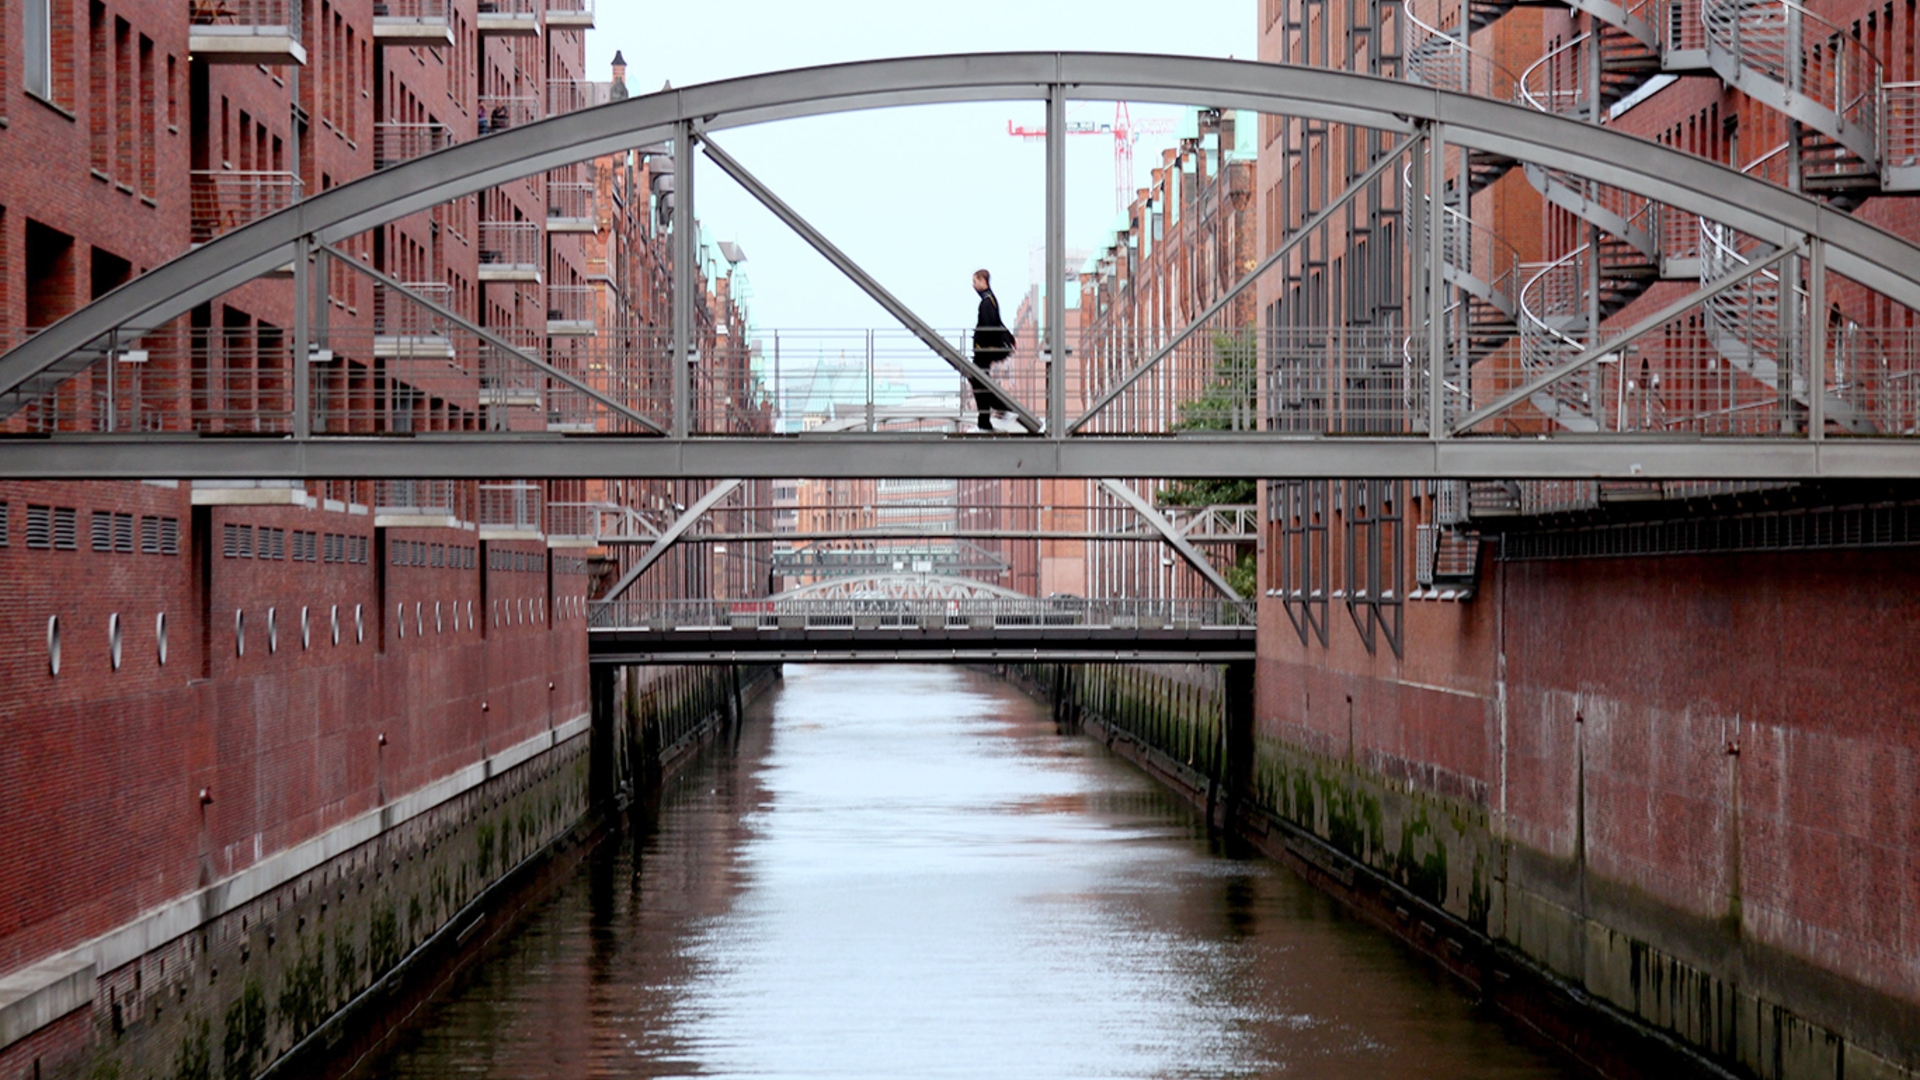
[0,713,591,1053]
[0,957,93,1052]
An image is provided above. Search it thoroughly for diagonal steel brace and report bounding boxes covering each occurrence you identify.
[594,479,744,605]
[1070,133,1417,433]
[1099,479,1251,613]
[697,133,1042,434]
[1450,243,1799,433]
[321,244,665,434]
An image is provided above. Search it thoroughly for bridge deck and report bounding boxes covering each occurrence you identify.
[588,623,1255,664]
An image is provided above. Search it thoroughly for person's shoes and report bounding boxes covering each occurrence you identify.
[977,411,993,431]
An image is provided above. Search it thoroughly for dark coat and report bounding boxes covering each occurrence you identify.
[973,289,1014,366]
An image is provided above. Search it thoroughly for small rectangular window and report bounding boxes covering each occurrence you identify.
[268,528,285,560]
[92,511,113,551]
[239,524,254,557]
[160,517,178,556]
[114,512,134,553]
[223,522,238,557]
[141,515,160,553]
[0,501,9,546]
[27,505,50,549]
[24,0,51,100]
[53,507,77,550]
[353,536,367,564]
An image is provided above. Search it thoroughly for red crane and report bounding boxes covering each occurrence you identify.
[1006,102,1178,214]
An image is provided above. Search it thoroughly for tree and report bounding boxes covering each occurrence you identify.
[1159,329,1258,508]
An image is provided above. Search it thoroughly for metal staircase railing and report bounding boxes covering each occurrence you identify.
[1404,6,1524,99]
[1519,28,1662,120]
[1701,0,1881,186]
[1517,247,1603,430]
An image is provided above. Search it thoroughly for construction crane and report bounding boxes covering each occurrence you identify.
[1006,102,1178,214]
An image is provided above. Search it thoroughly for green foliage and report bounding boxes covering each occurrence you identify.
[1160,330,1259,508]
[1226,550,1257,598]
[1172,330,1257,433]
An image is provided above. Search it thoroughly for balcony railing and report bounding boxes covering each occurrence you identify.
[190,170,303,242]
[1882,82,1920,190]
[478,481,544,533]
[374,121,455,169]
[546,77,613,116]
[371,0,451,45]
[546,284,597,335]
[546,179,596,231]
[373,282,454,357]
[475,0,538,34]
[189,0,306,64]
[374,480,461,522]
[477,221,542,280]
[545,0,593,28]
[477,94,542,135]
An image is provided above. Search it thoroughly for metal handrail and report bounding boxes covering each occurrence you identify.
[1404,7,1522,99]
[590,596,1253,631]
[1701,0,1881,159]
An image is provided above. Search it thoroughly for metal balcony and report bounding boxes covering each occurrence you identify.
[371,0,451,46]
[190,170,303,242]
[478,481,544,538]
[189,0,306,64]
[477,221,541,282]
[546,179,596,232]
[480,329,543,408]
[477,94,542,136]
[545,284,597,336]
[545,0,593,29]
[374,121,456,169]
[373,282,454,358]
[545,77,613,117]
[475,0,538,36]
[1882,82,1920,191]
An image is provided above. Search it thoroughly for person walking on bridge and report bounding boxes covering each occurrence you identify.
[970,269,1015,431]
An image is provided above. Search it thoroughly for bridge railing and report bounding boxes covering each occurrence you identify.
[590,596,1251,631]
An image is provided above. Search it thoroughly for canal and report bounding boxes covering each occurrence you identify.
[372,664,1580,1079]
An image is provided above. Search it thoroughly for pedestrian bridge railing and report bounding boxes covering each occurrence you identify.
[589,597,1251,633]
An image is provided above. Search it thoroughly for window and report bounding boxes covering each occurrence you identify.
[24,0,51,100]
[0,501,8,545]
[351,536,367,564]
[52,507,76,549]
[264,527,285,560]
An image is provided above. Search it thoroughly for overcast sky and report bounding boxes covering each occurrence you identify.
[585,2,1256,330]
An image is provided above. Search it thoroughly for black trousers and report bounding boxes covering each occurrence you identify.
[970,353,1009,413]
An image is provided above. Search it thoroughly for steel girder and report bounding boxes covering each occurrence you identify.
[9,53,1920,414]
[9,435,1916,479]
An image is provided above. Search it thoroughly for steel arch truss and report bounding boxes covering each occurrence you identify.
[7,52,1920,479]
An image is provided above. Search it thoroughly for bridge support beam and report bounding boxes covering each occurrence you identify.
[597,479,744,605]
[1099,479,1250,611]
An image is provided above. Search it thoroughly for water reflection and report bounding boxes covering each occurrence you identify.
[374,664,1576,1079]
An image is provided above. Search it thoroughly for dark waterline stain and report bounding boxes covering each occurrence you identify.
[371,665,1580,1079]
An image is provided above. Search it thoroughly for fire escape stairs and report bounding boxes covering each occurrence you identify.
[1702,0,1884,202]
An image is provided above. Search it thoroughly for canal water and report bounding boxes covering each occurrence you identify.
[373,665,1579,1079]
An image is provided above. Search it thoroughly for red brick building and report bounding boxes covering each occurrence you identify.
[0,6,762,1077]
[1252,0,1920,1074]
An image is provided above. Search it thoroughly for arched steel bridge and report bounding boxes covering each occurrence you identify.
[6,53,1920,479]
